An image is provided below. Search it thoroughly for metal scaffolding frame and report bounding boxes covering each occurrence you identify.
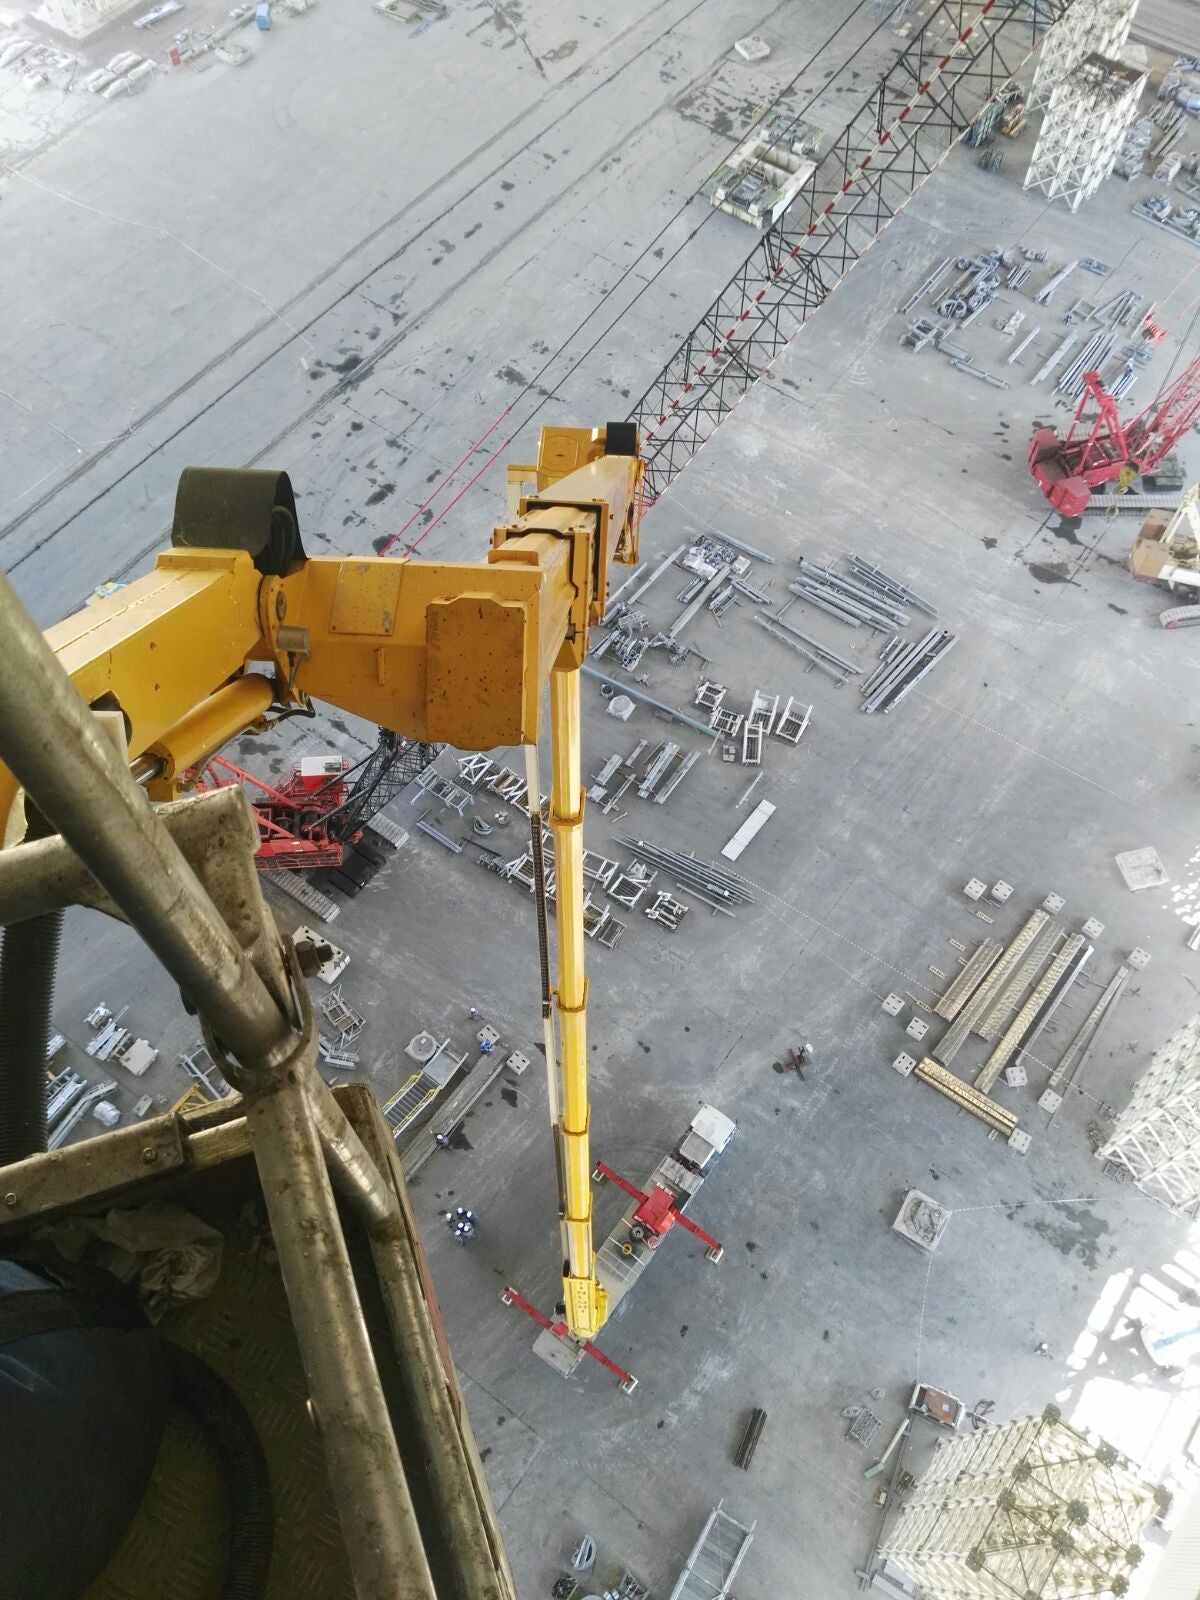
[1025,0,1138,111]
[1023,52,1146,209]
[627,0,1083,504]
[36,0,138,38]
[881,1407,1164,1599]
[1097,1013,1200,1217]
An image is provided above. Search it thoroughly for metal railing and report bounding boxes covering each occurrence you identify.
[0,569,513,1600]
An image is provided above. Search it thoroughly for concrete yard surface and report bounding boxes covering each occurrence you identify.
[5,1,1200,1597]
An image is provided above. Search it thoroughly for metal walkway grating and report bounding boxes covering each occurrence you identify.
[666,1501,755,1600]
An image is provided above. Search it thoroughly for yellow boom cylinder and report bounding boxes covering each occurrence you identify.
[549,666,607,1340]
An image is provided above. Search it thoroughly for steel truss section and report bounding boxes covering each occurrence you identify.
[880,1405,1164,1599]
[1097,1013,1200,1216]
[1025,0,1137,111]
[1023,53,1146,210]
[628,0,1080,503]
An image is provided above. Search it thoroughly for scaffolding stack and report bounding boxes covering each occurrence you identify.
[880,1407,1164,1599]
[1096,1013,1200,1217]
[1026,0,1139,112]
[1024,54,1147,211]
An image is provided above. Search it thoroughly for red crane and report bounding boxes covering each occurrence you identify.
[194,729,439,887]
[1029,355,1200,516]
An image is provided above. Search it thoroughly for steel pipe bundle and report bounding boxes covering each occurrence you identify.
[735,1408,768,1470]
[1055,329,1116,398]
[788,576,900,633]
[798,559,912,622]
[847,555,938,618]
[617,837,756,909]
[861,629,957,714]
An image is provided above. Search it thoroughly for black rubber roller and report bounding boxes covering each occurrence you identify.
[604,421,638,457]
[171,468,306,576]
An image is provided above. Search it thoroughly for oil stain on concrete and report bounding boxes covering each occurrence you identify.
[1029,1200,1111,1270]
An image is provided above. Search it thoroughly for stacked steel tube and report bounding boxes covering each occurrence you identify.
[1055,328,1116,399]
[617,837,755,911]
[847,555,938,618]
[861,628,957,714]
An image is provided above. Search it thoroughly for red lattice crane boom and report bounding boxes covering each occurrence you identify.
[1029,356,1200,516]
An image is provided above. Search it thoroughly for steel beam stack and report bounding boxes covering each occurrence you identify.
[789,561,912,631]
[1055,326,1117,397]
[617,837,756,913]
[861,630,957,714]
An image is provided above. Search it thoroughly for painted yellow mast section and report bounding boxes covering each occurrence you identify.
[0,424,643,1341]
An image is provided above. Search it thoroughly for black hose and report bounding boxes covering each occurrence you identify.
[164,1345,274,1600]
[0,910,62,1164]
[0,799,66,1165]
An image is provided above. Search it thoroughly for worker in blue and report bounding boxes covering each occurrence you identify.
[444,1207,478,1243]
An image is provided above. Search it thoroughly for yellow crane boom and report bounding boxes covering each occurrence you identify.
[0,423,640,1345]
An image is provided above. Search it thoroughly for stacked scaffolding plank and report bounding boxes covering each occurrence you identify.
[880,1406,1164,1599]
[1096,1013,1200,1217]
[626,0,1084,502]
[1023,53,1147,210]
[1025,0,1138,111]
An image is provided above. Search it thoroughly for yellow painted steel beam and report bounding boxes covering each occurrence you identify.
[1,429,641,830]
[6,424,640,1346]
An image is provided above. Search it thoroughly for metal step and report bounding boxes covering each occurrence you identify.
[384,1073,439,1133]
[366,814,410,849]
[1088,492,1181,514]
[267,869,341,923]
[667,1502,756,1600]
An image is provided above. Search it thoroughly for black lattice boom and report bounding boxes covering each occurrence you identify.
[627,0,1077,503]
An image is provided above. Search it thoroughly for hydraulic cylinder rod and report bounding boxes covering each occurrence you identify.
[548,667,607,1340]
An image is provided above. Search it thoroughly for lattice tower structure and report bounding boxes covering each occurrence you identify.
[37,0,140,38]
[880,1407,1164,1599]
[1026,0,1138,111]
[1096,1013,1200,1217]
[1023,52,1146,210]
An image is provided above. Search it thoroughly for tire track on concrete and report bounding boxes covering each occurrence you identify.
[6,0,788,581]
[1,2,699,544]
